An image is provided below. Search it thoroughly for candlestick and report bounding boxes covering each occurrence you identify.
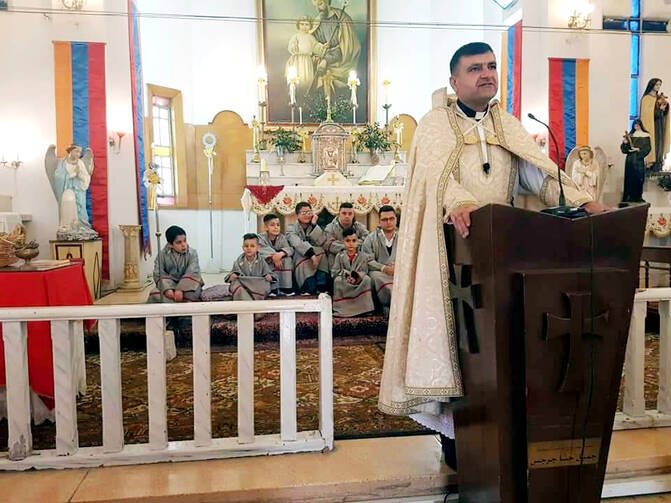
[299,106,303,125]
[383,79,391,106]
[257,65,267,103]
[287,65,298,106]
[326,94,333,123]
[260,159,269,172]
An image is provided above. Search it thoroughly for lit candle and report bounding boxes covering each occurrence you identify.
[348,70,359,108]
[260,159,269,172]
[383,79,391,106]
[287,65,298,105]
[257,65,267,104]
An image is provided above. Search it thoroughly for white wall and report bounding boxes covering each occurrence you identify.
[0,0,148,287]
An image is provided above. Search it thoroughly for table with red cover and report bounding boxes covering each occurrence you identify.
[0,263,93,408]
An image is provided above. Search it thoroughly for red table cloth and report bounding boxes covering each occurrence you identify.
[0,263,93,408]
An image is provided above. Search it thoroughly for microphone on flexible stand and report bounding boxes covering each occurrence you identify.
[527,113,586,219]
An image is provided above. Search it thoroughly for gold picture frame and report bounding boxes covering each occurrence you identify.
[257,0,376,125]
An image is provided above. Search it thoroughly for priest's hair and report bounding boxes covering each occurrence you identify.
[450,42,494,75]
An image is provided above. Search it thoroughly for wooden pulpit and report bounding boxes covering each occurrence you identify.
[446,203,648,503]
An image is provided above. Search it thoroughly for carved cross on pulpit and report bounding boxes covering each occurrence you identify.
[449,264,482,354]
[327,173,339,186]
[545,292,609,394]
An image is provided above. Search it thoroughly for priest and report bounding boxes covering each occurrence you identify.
[377,42,608,464]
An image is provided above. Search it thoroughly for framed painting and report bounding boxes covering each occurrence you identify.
[259,0,374,124]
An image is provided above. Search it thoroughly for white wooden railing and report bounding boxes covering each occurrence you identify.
[615,288,671,430]
[0,295,333,470]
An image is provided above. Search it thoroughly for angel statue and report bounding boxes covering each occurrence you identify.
[566,145,610,202]
[45,144,99,240]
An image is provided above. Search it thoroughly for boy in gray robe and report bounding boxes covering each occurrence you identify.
[258,213,295,296]
[324,202,369,268]
[332,228,375,318]
[286,202,329,295]
[361,205,397,314]
[225,233,276,301]
[148,225,203,303]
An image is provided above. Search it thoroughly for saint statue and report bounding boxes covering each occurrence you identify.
[621,119,652,204]
[640,78,670,171]
[45,144,98,240]
[566,145,609,202]
[308,0,361,101]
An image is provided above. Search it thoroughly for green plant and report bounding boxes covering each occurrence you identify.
[267,127,301,153]
[657,174,671,191]
[354,122,392,153]
[305,93,353,123]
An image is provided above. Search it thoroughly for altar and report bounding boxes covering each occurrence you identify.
[242,149,408,232]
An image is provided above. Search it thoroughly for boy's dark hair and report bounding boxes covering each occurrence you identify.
[339,202,354,210]
[379,205,396,216]
[342,227,357,238]
[295,201,312,214]
[243,233,259,242]
[263,213,280,224]
[165,225,186,244]
[449,42,494,75]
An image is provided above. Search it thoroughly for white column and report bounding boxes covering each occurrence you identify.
[237,313,255,444]
[193,315,212,447]
[280,311,297,441]
[99,318,124,453]
[658,300,671,414]
[623,299,647,417]
[2,321,32,460]
[318,294,334,450]
[146,316,168,449]
[51,320,79,456]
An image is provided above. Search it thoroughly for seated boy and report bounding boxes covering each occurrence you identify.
[286,202,329,295]
[258,213,295,296]
[225,233,277,301]
[331,228,375,318]
[148,225,203,303]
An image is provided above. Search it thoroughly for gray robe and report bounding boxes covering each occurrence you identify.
[286,222,329,289]
[324,218,369,268]
[148,245,203,303]
[258,232,294,290]
[361,228,397,308]
[331,250,375,318]
[225,253,277,301]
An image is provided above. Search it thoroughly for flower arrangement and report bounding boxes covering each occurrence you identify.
[267,127,301,153]
[354,122,392,153]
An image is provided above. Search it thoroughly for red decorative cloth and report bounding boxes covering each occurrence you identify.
[0,263,93,408]
[246,185,285,205]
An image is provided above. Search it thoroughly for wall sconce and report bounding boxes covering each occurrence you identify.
[0,155,22,169]
[108,131,127,154]
[568,2,594,30]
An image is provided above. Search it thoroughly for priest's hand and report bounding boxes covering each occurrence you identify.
[582,201,611,214]
[174,290,184,302]
[449,204,479,238]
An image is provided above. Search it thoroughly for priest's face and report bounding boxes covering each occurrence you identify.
[450,52,498,110]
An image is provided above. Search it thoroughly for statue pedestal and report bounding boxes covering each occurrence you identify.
[118,225,148,292]
[49,238,103,299]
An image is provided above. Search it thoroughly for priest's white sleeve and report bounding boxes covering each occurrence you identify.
[516,159,546,196]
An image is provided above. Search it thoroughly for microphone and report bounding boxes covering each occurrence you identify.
[527,113,566,207]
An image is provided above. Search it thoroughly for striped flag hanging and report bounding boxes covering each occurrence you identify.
[128,0,150,256]
[53,41,110,279]
[500,21,522,119]
[548,58,590,168]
